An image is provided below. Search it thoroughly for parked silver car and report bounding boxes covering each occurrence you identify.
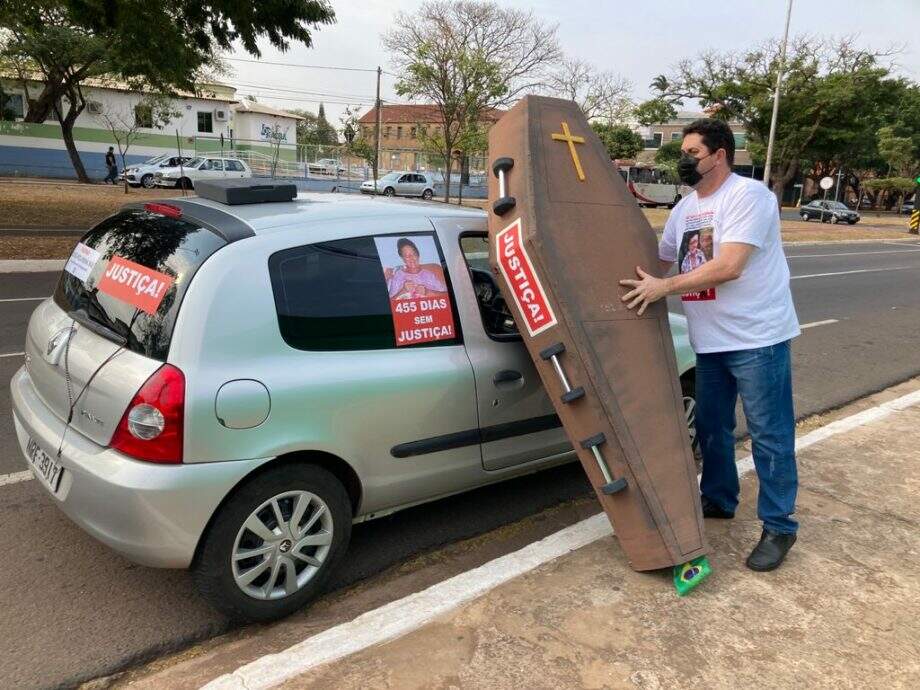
[122,154,193,189]
[11,182,697,621]
[360,171,436,199]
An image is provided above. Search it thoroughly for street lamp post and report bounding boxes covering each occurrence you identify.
[763,0,794,189]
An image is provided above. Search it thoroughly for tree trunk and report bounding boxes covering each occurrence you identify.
[442,149,452,204]
[770,160,799,209]
[23,80,63,123]
[59,102,90,183]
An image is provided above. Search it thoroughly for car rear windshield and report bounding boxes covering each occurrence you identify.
[53,210,227,361]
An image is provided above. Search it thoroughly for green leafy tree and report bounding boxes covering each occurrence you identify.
[0,0,335,181]
[590,122,644,160]
[655,138,683,165]
[647,36,902,206]
[383,1,560,201]
[863,177,915,213]
[634,98,677,127]
[877,125,915,177]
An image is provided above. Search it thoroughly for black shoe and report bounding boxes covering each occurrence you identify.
[746,530,797,571]
[700,496,735,519]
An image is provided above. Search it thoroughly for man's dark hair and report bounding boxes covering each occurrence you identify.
[682,118,735,166]
[397,237,419,258]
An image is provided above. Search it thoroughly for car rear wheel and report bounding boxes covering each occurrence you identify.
[681,374,702,466]
[140,174,155,189]
[422,188,433,200]
[383,186,396,197]
[192,464,352,622]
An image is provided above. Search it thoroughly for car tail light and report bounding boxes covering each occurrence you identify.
[111,364,185,463]
[144,202,182,219]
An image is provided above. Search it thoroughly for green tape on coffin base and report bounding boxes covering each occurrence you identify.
[673,556,712,596]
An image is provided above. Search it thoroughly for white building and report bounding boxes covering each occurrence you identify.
[0,77,302,179]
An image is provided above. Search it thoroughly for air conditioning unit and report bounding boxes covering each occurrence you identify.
[214,108,229,122]
[87,101,103,114]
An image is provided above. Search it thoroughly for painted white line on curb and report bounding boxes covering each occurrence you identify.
[0,352,25,359]
[202,387,920,690]
[0,471,33,487]
[800,319,839,330]
[788,249,920,258]
[0,260,65,274]
[0,296,47,303]
[791,266,912,280]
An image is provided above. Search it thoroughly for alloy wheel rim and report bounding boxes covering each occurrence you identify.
[683,395,698,449]
[231,490,334,601]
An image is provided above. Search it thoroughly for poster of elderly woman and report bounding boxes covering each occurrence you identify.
[374,235,456,346]
[678,227,716,301]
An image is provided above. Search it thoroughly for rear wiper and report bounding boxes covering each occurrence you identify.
[69,308,128,346]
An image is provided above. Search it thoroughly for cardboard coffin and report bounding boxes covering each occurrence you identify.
[487,96,707,570]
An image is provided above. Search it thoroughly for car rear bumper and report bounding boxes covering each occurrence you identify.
[10,365,270,568]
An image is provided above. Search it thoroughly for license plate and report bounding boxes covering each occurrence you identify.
[26,438,63,493]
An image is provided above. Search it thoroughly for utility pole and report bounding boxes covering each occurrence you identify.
[374,65,382,194]
[763,0,794,188]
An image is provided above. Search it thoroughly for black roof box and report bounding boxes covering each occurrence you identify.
[195,178,297,205]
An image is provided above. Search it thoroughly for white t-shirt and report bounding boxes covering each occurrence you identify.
[659,173,800,354]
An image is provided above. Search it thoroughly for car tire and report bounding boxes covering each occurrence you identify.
[191,463,352,623]
[383,187,396,197]
[801,213,810,221]
[140,174,155,189]
[831,215,840,224]
[422,188,433,200]
[848,219,858,225]
[681,374,702,467]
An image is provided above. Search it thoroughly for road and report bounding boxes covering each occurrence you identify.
[1,239,919,688]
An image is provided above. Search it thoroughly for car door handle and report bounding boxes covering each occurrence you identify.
[493,369,523,385]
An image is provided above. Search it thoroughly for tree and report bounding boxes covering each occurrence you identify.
[383,1,560,201]
[339,105,359,145]
[94,94,180,193]
[634,98,677,127]
[863,177,915,213]
[877,126,915,177]
[544,57,633,122]
[590,122,644,160]
[646,36,902,206]
[655,139,683,166]
[0,0,335,181]
[288,107,338,155]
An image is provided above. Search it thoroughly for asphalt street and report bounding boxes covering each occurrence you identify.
[1,239,919,688]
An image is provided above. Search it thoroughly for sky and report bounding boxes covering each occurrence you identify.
[226,0,920,128]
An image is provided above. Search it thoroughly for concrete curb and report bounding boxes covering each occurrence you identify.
[0,260,65,273]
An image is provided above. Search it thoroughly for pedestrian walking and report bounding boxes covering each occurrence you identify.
[104,146,118,184]
[619,118,801,572]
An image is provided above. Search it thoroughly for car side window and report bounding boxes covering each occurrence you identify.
[399,174,411,183]
[459,234,519,340]
[210,159,224,171]
[269,234,462,351]
[225,160,242,171]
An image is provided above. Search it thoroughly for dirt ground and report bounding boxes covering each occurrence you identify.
[0,178,180,229]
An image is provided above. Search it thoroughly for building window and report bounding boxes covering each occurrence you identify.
[384,126,391,139]
[671,132,682,141]
[410,126,417,138]
[644,132,663,149]
[396,126,403,139]
[733,132,747,151]
[197,111,213,133]
[0,92,24,120]
[134,104,153,128]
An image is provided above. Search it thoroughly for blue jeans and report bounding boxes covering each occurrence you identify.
[696,340,798,534]
[104,164,118,183]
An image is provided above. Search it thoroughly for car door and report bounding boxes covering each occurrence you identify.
[396,174,414,196]
[435,218,571,471]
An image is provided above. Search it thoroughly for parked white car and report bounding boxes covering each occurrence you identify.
[308,158,345,175]
[122,154,193,189]
[154,157,251,190]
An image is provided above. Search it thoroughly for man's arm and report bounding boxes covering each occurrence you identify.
[620,243,755,315]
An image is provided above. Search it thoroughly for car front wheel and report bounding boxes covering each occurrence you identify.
[801,212,810,221]
[192,464,352,622]
[141,174,155,189]
[681,374,702,466]
[383,187,396,197]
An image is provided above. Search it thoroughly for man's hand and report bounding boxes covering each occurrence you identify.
[619,266,668,316]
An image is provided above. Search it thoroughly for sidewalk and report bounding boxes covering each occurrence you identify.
[201,384,920,690]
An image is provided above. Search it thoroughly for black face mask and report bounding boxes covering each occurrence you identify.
[677,152,713,186]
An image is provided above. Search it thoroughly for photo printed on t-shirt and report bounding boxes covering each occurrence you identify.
[677,210,716,301]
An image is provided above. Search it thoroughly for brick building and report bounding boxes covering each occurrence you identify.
[358,104,503,172]
[633,110,755,173]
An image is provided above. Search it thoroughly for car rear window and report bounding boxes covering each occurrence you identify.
[53,210,226,361]
[268,234,462,351]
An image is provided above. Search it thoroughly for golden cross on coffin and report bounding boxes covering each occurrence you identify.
[551,121,586,182]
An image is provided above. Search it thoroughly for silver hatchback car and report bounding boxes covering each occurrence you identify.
[360,171,436,199]
[11,182,697,621]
